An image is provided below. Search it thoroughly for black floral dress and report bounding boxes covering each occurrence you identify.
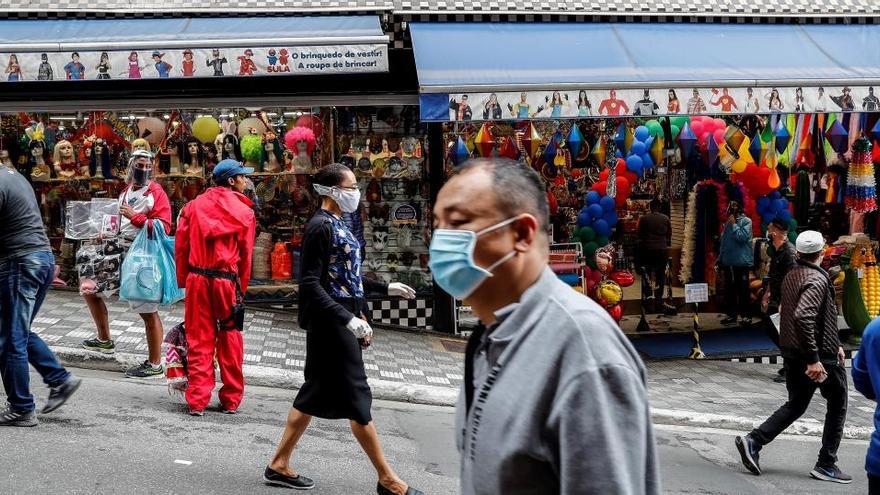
[294,209,386,424]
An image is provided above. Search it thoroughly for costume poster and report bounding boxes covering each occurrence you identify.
[436,86,880,122]
[0,45,388,82]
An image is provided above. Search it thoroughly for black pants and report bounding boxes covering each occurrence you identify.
[870,474,880,494]
[639,249,667,301]
[750,360,848,466]
[723,266,751,318]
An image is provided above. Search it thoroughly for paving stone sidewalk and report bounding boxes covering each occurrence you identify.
[34,290,465,389]
[34,290,877,435]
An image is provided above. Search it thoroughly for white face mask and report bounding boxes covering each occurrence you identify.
[313,184,361,213]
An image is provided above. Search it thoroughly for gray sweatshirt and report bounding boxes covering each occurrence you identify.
[456,267,660,495]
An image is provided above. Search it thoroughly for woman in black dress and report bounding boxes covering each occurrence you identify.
[264,163,422,495]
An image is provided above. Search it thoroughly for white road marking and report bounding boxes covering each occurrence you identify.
[174,460,193,465]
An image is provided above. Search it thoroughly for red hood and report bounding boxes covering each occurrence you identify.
[192,187,254,240]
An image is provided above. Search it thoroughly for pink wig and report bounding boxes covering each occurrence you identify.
[284,126,316,156]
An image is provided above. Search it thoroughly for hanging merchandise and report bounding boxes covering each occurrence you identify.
[678,122,697,160]
[450,136,470,166]
[498,135,520,160]
[844,137,878,213]
[825,119,849,154]
[475,122,495,157]
[566,124,585,161]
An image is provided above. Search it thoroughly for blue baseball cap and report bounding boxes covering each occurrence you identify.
[213,159,253,182]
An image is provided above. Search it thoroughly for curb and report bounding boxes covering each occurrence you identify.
[51,346,460,408]
[651,408,873,441]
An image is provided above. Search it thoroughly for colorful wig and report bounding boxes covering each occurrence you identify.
[284,126,316,156]
[240,134,263,163]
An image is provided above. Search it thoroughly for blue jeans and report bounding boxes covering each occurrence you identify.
[0,251,70,412]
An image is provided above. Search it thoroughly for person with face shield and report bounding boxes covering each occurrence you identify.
[81,149,172,378]
[736,231,851,485]
[430,158,659,495]
[263,164,420,494]
[175,159,256,416]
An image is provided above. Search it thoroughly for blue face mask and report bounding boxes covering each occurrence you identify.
[428,216,520,300]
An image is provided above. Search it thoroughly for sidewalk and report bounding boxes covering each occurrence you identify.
[34,290,877,439]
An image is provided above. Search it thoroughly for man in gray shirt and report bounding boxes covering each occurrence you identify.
[429,158,660,494]
[0,167,81,426]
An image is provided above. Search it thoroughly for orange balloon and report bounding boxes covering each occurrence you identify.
[768,168,781,189]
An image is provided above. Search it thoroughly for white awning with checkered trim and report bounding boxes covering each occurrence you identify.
[0,0,877,18]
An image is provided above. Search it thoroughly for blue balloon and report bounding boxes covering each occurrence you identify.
[577,211,591,227]
[588,204,604,219]
[586,191,601,205]
[762,213,775,224]
[615,150,623,158]
[634,126,650,142]
[593,219,611,237]
[770,191,782,200]
[603,210,618,226]
[774,199,786,212]
[756,197,770,213]
[778,209,792,222]
[641,153,654,169]
[599,196,616,212]
[626,154,643,172]
[631,141,647,155]
[645,135,655,150]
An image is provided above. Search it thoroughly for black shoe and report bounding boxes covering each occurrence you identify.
[263,466,315,490]
[125,361,164,379]
[41,376,82,414]
[0,407,38,427]
[81,338,116,354]
[377,482,424,495]
[773,373,787,383]
[720,316,738,326]
[810,464,853,484]
[735,435,762,475]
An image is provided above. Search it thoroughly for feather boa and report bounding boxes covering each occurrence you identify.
[680,189,698,284]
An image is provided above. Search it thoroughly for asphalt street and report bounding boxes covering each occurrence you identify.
[0,368,872,494]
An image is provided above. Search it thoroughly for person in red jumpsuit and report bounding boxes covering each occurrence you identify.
[175,159,256,415]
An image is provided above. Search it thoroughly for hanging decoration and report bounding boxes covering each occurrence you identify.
[450,136,470,166]
[844,137,878,213]
[474,122,495,157]
[521,122,542,163]
[498,135,520,160]
[775,120,791,154]
[566,124,584,160]
[678,123,697,160]
[825,119,849,154]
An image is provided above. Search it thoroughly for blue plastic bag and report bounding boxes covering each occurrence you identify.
[120,223,163,303]
[153,220,185,305]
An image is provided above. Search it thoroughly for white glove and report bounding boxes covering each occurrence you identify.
[388,282,416,299]
[346,316,373,339]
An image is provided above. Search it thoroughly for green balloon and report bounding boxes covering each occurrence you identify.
[788,231,797,243]
[580,226,596,243]
[671,115,690,128]
[789,218,798,230]
[596,235,610,247]
[584,241,599,257]
[646,120,663,137]
[670,125,681,138]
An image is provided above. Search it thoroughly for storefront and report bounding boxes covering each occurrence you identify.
[410,21,880,346]
[0,14,436,331]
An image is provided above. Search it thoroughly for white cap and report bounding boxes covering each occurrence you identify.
[795,230,824,254]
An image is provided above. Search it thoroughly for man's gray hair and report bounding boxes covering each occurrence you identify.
[456,158,550,235]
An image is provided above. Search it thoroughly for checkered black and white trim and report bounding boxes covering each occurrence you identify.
[370,297,433,330]
[730,349,857,367]
[3,0,879,19]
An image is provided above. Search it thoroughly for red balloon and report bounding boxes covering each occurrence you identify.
[713,128,726,145]
[599,169,610,180]
[713,118,726,130]
[592,180,608,194]
[616,157,626,169]
[615,176,631,198]
[607,303,623,322]
[623,170,638,185]
[700,131,711,144]
[294,114,324,137]
[691,121,704,137]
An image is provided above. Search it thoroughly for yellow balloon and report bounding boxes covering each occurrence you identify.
[191,116,221,144]
[731,159,747,174]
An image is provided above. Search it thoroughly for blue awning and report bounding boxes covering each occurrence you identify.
[410,22,880,92]
[0,16,387,52]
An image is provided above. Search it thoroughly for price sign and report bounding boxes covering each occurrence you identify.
[684,283,709,304]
